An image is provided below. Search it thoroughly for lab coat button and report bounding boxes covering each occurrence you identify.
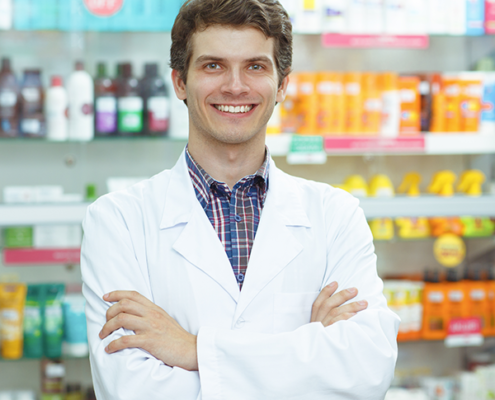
[235,319,245,329]
[234,214,242,222]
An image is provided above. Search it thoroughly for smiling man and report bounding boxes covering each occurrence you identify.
[81,1,399,399]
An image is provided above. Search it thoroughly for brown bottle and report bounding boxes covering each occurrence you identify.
[20,69,46,138]
[0,57,20,137]
[117,63,143,136]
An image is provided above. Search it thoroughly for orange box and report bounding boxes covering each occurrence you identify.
[316,72,345,135]
[362,73,381,136]
[430,74,447,133]
[443,74,462,132]
[344,72,363,135]
[281,73,299,134]
[297,72,318,135]
[487,270,495,336]
[421,273,448,340]
[459,74,483,133]
[468,274,491,337]
[398,76,421,135]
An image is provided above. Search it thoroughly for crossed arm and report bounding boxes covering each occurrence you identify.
[99,283,368,371]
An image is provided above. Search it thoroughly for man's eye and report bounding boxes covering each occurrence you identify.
[206,63,219,69]
[250,64,263,70]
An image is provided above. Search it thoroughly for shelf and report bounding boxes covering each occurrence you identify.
[0,203,89,226]
[3,248,81,266]
[360,196,495,218]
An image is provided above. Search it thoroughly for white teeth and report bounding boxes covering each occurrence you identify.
[215,105,253,113]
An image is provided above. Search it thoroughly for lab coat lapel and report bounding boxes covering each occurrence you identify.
[234,162,311,319]
[160,152,240,303]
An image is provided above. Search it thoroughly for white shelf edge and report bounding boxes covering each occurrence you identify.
[359,196,495,218]
[0,203,89,226]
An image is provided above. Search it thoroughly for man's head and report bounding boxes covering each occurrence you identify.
[170,0,293,88]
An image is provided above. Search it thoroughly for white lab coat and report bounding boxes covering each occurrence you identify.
[81,149,399,400]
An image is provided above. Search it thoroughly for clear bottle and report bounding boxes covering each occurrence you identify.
[117,63,143,136]
[140,63,169,136]
[94,62,117,137]
[0,57,20,137]
[45,75,68,141]
[67,61,94,141]
[20,69,46,138]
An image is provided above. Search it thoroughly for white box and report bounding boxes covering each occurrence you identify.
[0,0,13,30]
[322,0,348,33]
[33,225,82,248]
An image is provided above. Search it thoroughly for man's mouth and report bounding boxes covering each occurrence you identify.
[214,104,254,114]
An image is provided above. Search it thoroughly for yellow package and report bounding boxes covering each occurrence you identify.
[370,218,394,240]
[0,282,27,359]
[396,217,431,239]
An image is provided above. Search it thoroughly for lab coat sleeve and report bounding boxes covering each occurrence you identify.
[196,191,399,400]
[81,196,201,400]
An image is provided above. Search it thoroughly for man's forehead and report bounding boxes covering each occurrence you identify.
[190,25,275,63]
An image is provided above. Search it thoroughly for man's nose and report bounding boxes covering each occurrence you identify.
[221,69,250,96]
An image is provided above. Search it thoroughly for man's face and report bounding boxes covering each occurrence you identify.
[173,25,287,145]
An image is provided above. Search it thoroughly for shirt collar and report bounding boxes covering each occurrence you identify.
[185,145,270,208]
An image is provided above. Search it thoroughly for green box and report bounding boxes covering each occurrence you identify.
[4,227,33,248]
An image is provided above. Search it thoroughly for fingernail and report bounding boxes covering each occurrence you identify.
[103,293,109,300]
[347,288,357,295]
[99,331,102,338]
[328,282,337,289]
[358,300,368,307]
[105,346,109,353]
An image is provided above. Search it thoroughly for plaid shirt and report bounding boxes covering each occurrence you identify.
[185,147,269,290]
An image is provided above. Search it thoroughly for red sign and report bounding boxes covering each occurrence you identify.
[324,136,425,153]
[83,0,124,17]
[322,34,429,49]
[4,248,81,265]
[448,317,482,336]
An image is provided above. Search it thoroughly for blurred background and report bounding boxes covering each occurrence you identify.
[0,1,494,399]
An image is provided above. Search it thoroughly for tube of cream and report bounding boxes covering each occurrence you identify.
[0,282,27,359]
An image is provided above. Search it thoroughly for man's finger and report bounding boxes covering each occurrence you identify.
[315,288,358,322]
[105,334,144,354]
[310,282,338,323]
[103,290,154,308]
[106,297,146,322]
[321,312,357,328]
[319,300,368,324]
[100,313,142,339]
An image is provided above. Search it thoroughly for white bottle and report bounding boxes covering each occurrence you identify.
[0,0,13,30]
[380,73,401,138]
[67,61,94,141]
[45,76,68,141]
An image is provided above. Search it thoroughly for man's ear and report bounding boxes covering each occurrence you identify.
[276,73,290,104]
[171,69,187,101]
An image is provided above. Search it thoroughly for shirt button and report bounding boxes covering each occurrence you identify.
[237,273,245,283]
[235,318,245,329]
[234,214,242,222]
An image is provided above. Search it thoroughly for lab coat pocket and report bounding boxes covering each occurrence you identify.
[273,292,319,333]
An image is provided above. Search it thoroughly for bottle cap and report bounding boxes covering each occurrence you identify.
[1,57,11,71]
[446,268,459,282]
[145,63,159,77]
[75,61,84,71]
[122,63,132,78]
[86,184,97,201]
[51,76,63,87]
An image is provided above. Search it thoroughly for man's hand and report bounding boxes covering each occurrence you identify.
[311,282,368,327]
[99,291,198,371]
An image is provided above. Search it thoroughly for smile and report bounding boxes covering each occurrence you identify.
[214,104,254,114]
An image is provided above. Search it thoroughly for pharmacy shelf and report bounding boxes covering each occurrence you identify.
[1,196,494,227]
[267,133,495,156]
[0,203,89,226]
[359,196,495,218]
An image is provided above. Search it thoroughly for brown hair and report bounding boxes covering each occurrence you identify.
[170,0,293,87]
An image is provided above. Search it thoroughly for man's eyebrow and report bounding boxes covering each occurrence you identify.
[245,56,274,66]
[194,55,274,66]
[194,55,225,65]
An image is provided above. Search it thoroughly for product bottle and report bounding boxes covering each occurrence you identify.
[468,267,491,336]
[0,282,27,359]
[19,69,46,138]
[45,76,68,141]
[344,72,363,135]
[23,284,43,358]
[421,269,447,340]
[117,63,144,136]
[445,268,469,330]
[94,62,117,137]
[487,266,495,336]
[43,283,65,358]
[379,72,401,137]
[296,72,318,135]
[67,61,94,141]
[0,57,20,137]
[140,63,169,136]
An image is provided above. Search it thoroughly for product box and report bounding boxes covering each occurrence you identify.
[4,227,33,248]
[465,0,486,35]
[486,0,495,34]
[295,0,322,34]
[427,0,448,34]
[0,0,13,30]
[347,0,367,34]
[33,225,82,249]
[13,0,32,30]
[384,0,407,34]
[366,0,385,34]
[404,0,427,34]
[443,74,462,132]
[459,73,483,132]
[481,72,495,135]
[58,0,88,31]
[344,72,363,134]
[448,0,467,35]
[30,0,58,30]
[322,0,348,33]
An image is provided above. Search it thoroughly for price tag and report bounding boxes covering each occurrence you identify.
[287,135,327,165]
[445,317,484,348]
[434,234,466,267]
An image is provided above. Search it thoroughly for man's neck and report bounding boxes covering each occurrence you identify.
[187,135,266,190]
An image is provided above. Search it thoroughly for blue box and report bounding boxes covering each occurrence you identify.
[465,0,485,36]
[31,0,58,30]
[58,0,88,31]
[13,0,32,30]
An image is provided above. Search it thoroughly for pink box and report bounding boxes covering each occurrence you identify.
[486,0,495,34]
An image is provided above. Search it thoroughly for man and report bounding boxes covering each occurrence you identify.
[81,0,399,398]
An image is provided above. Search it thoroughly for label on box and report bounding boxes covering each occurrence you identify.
[445,317,483,347]
[84,0,123,17]
[287,135,327,165]
[487,0,495,34]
